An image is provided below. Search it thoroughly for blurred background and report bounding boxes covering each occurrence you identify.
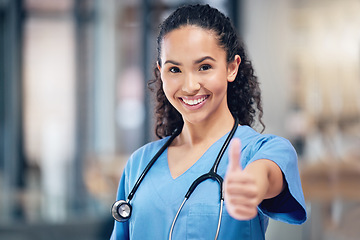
[1,0,360,239]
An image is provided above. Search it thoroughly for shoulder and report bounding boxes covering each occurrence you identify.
[131,138,169,160]
[121,137,170,187]
[124,137,170,174]
[237,126,295,154]
[236,126,297,169]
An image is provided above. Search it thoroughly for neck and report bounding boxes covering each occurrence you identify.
[176,112,235,147]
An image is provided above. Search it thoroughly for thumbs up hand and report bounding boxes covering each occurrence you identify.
[224,138,259,220]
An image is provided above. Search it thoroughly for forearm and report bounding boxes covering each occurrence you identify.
[244,159,284,203]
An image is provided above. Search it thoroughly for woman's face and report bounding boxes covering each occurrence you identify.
[158,25,240,125]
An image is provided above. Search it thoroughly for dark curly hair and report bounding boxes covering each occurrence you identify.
[148,4,264,138]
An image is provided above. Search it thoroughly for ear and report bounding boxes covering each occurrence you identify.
[227,55,241,82]
[156,61,162,72]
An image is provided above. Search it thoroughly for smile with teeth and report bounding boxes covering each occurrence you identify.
[181,96,208,106]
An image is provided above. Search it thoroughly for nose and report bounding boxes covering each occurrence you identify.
[182,72,200,94]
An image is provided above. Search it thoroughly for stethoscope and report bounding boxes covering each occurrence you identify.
[112,117,239,240]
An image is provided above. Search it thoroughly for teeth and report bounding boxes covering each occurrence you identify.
[182,96,207,106]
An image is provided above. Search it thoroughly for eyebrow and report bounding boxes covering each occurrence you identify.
[163,56,216,66]
[194,56,216,64]
[164,60,181,66]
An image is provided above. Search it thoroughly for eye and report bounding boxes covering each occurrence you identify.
[169,67,181,73]
[199,64,212,71]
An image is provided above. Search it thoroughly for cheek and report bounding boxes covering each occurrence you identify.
[161,75,170,91]
[161,75,177,98]
[162,83,171,100]
[206,71,229,94]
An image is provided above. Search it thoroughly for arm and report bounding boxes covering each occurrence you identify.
[224,138,284,220]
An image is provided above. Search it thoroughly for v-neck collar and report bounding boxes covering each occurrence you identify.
[145,125,252,205]
[164,128,234,181]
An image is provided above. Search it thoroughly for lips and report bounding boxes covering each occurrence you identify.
[180,95,209,106]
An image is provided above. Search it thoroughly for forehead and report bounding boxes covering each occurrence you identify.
[160,25,226,62]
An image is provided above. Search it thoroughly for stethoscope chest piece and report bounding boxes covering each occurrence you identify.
[112,200,132,222]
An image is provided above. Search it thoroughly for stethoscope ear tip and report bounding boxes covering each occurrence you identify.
[111,200,132,222]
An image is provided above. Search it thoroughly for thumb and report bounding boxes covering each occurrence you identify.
[227,138,242,172]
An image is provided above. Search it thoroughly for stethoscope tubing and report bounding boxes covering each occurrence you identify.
[168,198,224,240]
[127,128,181,202]
[210,117,239,174]
[169,197,187,240]
[169,117,239,239]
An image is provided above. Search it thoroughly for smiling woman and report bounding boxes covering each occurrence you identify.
[110,4,306,240]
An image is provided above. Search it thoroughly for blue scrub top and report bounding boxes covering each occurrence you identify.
[110,126,307,240]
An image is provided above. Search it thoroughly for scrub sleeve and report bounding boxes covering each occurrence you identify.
[239,130,307,224]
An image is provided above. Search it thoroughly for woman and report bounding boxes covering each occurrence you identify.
[110,4,306,239]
